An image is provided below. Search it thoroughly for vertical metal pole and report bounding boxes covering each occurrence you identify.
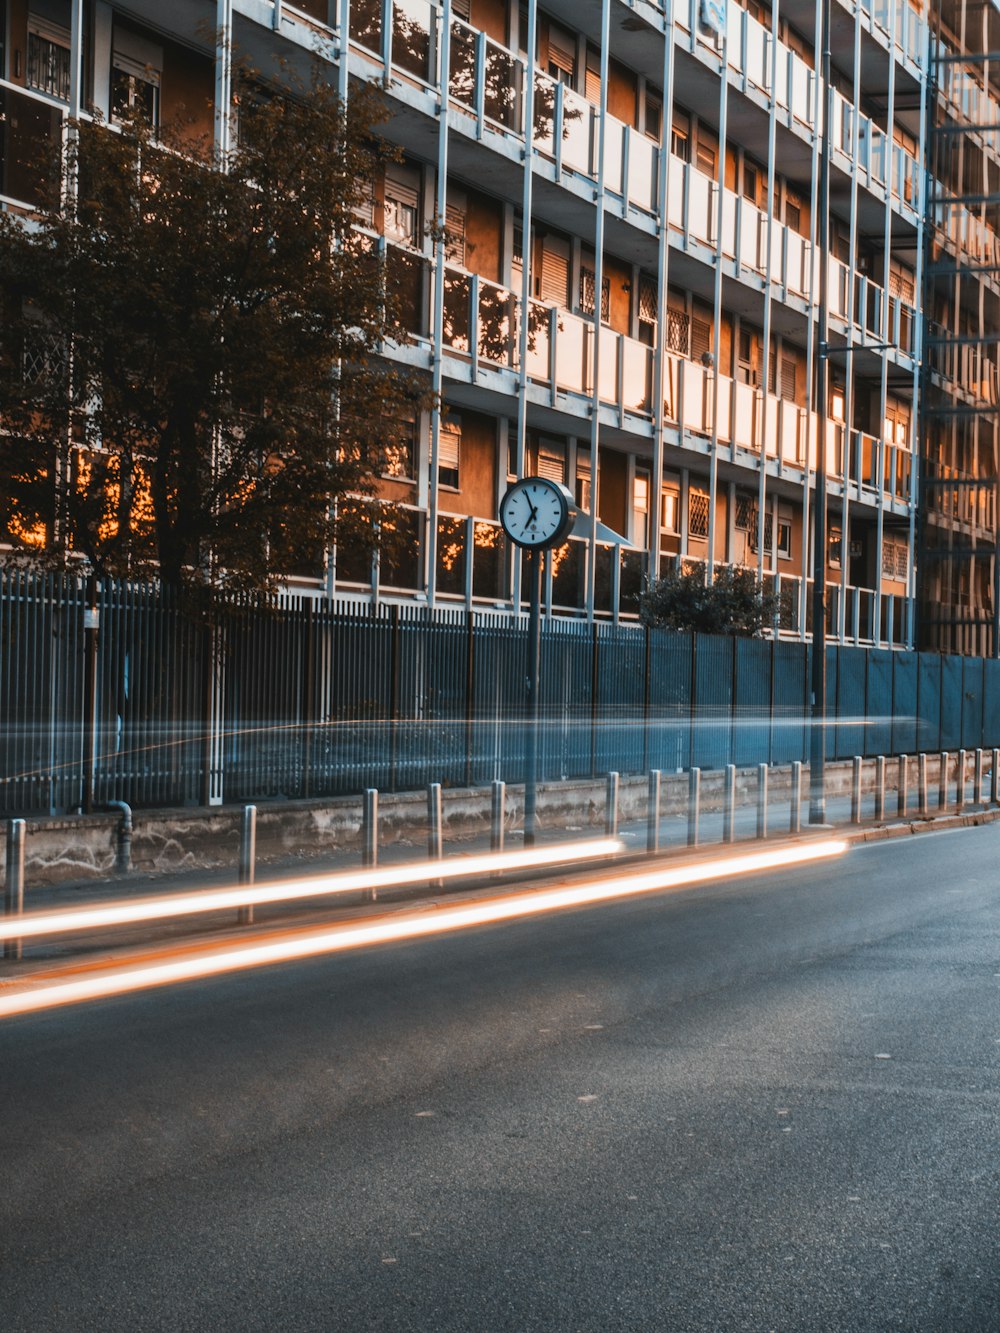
[647,769,662,854]
[993,748,1000,804]
[756,764,768,840]
[237,805,256,927]
[82,574,99,815]
[790,760,802,833]
[851,755,862,824]
[362,788,379,869]
[875,755,885,821]
[723,764,736,844]
[605,771,620,839]
[4,819,25,962]
[918,752,928,817]
[897,754,908,818]
[524,549,543,847]
[939,751,948,810]
[688,767,701,847]
[428,783,443,860]
[975,748,984,805]
[957,749,966,811]
[491,779,506,854]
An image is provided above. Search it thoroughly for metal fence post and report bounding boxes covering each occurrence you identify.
[918,752,928,817]
[362,788,379,869]
[789,761,801,833]
[957,749,966,811]
[428,783,443,860]
[875,755,885,821]
[647,769,661,854]
[939,751,948,811]
[897,754,908,818]
[491,779,506,854]
[237,805,256,926]
[688,767,701,847]
[975,748,984,805]
[723,764,736,844]
[756,764,768,840]
[851,755,862,824]
[4,819,25,962]
[605,771,620,838]
[993,749,1000,805]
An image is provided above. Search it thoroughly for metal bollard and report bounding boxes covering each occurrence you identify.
[428,783,443,860]
[975,749,984,805]
[688,767,701,847]
[490,779,506,854]
[939,752,948,811]
[238,805,256,926]
[957,750,966,811]
[605,771,620,839]
[851,756,862,824]
[897,754,908,818]
[918,752,928,817]
[789,761,801,834]
[723,764,736,844]
[4,818,25,962]
[993,749,1000,805]
[756,764,768,840]
[647,769,661,854]
[362,788,379,870]
[875,755,885,822]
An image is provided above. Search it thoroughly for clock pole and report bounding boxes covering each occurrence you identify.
[524,546,543,847]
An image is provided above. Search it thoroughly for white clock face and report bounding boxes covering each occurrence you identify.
[499,478,571,549]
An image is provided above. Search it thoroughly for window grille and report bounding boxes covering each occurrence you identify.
[27,26,70,101]
[639,277,658,326]
[579,268,610,321]
[21,329,66,390]
[735,494,754,531]
[666,309,690,354]
[688,488,709,538]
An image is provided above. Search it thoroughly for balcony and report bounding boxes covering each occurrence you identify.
[0,79,64,212]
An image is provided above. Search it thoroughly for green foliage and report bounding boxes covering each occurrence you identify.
[639,563,779,637]
[0,75,428,598]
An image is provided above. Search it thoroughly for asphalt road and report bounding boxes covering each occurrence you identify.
[2,824,999,1332]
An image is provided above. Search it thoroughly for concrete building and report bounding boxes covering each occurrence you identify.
[0,0,994,651]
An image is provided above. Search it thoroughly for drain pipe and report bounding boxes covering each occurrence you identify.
[104,801,133,875]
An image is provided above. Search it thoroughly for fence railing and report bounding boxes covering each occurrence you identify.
[1,570,997,818]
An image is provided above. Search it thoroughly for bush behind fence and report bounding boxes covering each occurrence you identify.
[1,571,997,817]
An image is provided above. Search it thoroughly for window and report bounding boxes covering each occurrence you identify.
[452,0,471,18]
[638,276,658,347]
[737,329,759,385]
[882,537,909,581]
[539,239,569,305]
[742,161,758,203]
[584,48,601,104]
[27,20,71,101]
[575,448,591,511]
[382,416,416,482]
[445,202,466,267]
[785,196,802,233]
[691,317,712,363]
[695,138,717,177]
[111,58,159,128]
[671,119,690,162]
[632,471,650,548]
[384,171,420,247]
[537,443,566,484]
[688,487,710,538]
[351,177,376,229]
[579,267,610,322]
[644,93,662,142]
[661,487,680,533]
[547,24,576,83]
[777,506,793,558]
[438,419,461,489]
[780,356,797,403]
[666,308,690,355]
[829,524,842,568]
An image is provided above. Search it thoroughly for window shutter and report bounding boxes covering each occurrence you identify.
[439,421,460,471]
[540,245,569,305]
[780,356,797,402]
[691,317,712,362]
[548,25,576,76]
[537,446,566,483]
[445,203,466,266]
[452,0,471,19]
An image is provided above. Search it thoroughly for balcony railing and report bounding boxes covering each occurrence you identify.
[0,78,64,211]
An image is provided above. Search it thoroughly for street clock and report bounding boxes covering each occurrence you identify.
[499,476,576,550]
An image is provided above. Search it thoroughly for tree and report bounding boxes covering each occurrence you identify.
[0,76,427,598]
[639,563,780,637]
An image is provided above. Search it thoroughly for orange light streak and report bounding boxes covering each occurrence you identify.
[0,839,847,1019]
[5,839,625,941]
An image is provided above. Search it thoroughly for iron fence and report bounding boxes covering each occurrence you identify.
[1,569,998,817]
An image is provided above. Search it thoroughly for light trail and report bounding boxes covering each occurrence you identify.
[1,839,625,941]
[0,838,847,1019]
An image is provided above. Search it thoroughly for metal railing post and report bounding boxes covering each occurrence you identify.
[237,805,256,927]
[362,788,379,869]
[939,751,948,810]
[428,783,443,860]
[789,761,801,833]
[688,767,701,847]
[647,769,661,853]
[993,748,1000,804]
[975,748,984,805]
[4,819,25,962]
[875,755,885,821]
[490,779,506,854]
[606,771,620,838]
[957,749,966,811]
[897,754,908,818]
[918,752,928,817]
[723,764,736,843]
[756,764,768,840]
[851,755,862,824]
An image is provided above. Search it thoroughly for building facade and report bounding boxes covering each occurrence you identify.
[0,0,994,652]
